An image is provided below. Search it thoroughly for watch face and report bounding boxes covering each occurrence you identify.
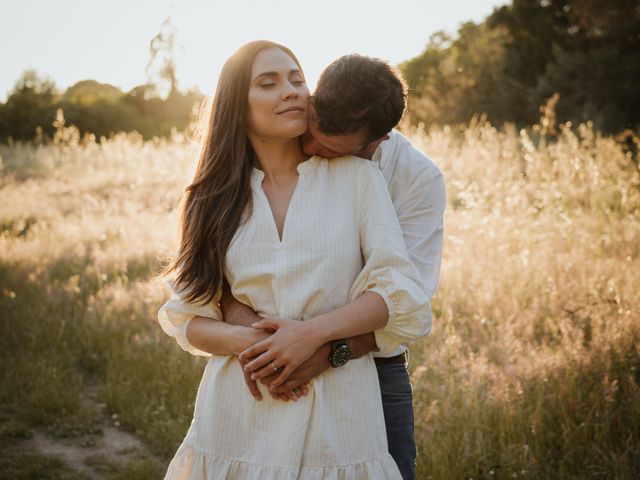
[331,344,350,367]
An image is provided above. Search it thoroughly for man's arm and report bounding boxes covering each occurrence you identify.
[346,332,379,357]
[220,281,260,327]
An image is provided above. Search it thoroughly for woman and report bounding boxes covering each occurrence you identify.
[159,40,428,479]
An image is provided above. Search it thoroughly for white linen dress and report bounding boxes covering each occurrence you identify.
[158,156,430,480]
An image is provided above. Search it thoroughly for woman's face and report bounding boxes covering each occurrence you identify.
[247,48,309,140]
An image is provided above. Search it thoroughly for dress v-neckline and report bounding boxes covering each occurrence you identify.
[261,176,300,243]
[251,157,317,243]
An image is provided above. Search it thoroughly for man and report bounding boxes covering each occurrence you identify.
[222,54,445,480]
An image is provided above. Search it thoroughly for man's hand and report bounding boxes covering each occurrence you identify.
[259,370,309,402]
[264,342,330,395]
[238,355,262,400]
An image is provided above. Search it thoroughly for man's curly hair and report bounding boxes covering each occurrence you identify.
[311,54,407,142]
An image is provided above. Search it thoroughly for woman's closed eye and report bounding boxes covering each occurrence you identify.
[290,74,305,86]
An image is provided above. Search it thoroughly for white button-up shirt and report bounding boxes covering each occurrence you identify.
[371,130,446,357]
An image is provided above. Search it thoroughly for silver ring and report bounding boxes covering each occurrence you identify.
[271,362,278,372]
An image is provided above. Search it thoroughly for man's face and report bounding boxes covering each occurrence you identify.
[301,104,387,160]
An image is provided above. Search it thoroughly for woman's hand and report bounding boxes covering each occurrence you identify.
[239,318,323,389]
[238,335,309,402]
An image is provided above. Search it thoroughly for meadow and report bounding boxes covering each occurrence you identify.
[1,115,639,479]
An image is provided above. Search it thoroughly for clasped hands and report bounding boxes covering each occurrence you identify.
[238,317,330,402]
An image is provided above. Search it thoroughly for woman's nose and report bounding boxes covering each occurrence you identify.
[282,82,299,98]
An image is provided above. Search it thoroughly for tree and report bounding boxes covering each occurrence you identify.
[400,0,640,132]
[62,80,123,106]
[400,23,512,127]
[0,70,59,141]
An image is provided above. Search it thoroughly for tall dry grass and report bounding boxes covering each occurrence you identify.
[1,117,639,479]
[408,118,640,478]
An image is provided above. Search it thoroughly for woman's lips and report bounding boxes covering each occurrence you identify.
[277,106,305,115]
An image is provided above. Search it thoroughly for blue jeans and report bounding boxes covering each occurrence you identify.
[376,362,416,480]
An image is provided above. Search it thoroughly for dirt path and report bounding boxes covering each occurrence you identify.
[27,424,149,479]
[4,384,162,479]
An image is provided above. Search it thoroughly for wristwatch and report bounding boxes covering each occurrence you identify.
[329,340,351,368]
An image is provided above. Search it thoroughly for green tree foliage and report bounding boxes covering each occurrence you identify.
[402,25,513,126]
[401,0,640,133]
[0,72,203,143]
[121,85,203,139]
[0,70,60,140]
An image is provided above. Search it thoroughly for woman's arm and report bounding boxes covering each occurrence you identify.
[303,290,389,343]
[159,279,269,357]
[186,316,270,356]
[159,279,306,401]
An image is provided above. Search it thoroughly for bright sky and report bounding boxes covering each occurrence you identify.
[1,0,507,102]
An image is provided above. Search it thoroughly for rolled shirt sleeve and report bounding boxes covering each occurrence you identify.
[157,279,222,357]
[349,161,431,355]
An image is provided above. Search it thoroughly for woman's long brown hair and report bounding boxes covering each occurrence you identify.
[166,40,302,303]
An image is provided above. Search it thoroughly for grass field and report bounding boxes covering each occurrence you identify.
[1,118,639,479]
